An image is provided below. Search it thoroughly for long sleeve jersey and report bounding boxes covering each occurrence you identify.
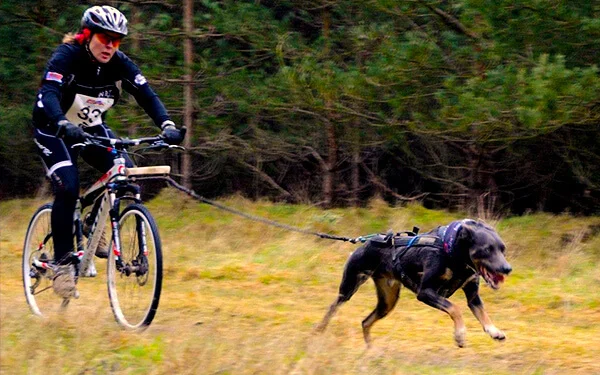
[32,42,170,133]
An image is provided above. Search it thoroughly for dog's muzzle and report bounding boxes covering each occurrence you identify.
[479,263,512,290]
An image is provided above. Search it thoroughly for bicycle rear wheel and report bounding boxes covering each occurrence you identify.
[22,203,65,316]
[107,203,163,330]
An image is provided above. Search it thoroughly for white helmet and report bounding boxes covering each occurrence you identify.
[81,5,128,37]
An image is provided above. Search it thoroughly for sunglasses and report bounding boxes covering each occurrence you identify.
[96,33,122,48]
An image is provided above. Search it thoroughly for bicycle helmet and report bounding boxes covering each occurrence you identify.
[81,5,128,37]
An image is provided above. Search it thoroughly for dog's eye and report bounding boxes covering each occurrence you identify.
[474,247,488,256]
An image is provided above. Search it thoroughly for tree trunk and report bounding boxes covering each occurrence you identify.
[182,0,194,188]
[350,126,360,206]
[322,7,336,207]
[323,119,336,207]
[127,3,140,138]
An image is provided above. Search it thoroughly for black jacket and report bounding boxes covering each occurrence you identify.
[32,42,170,133]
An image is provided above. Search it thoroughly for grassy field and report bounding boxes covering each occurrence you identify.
[1,190,599,375]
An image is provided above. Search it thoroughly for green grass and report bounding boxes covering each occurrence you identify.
[1,191,599,374]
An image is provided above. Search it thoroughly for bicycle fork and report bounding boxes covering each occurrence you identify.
[113,205,149,278]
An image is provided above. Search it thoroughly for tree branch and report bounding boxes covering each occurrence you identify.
[238,160,301,202]
[417,0,479,40]
[361,162,428,201]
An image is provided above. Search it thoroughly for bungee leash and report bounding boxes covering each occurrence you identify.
[163,176,371,244]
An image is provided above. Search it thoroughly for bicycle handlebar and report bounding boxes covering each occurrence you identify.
[84,135,163,147]
[72,129,186,152]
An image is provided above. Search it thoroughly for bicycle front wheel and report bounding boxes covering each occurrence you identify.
[107,203,163,330]
[22,203,63,316]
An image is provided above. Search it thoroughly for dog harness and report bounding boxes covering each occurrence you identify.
[368,220,467,261]
[438,220,467,254]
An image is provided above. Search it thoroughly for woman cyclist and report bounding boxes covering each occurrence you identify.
[32,5,184,299]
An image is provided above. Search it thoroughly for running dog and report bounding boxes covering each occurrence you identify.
[316,219,512,347]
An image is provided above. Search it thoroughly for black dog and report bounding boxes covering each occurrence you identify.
[316,219,512,347]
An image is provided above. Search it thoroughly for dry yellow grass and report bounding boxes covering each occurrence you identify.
[1,192,599,374]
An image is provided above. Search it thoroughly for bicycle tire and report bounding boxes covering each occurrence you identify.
[107,203,163,330]
[22,203,65,316]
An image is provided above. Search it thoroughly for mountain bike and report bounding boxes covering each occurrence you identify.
[22,134,182,330]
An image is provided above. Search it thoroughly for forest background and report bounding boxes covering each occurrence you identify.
[1,0,600,215]
[2,3,600,374]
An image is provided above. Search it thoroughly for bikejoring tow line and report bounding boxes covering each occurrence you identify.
[162,176,368,244]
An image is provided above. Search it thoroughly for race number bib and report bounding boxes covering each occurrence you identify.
[65,94,114,127]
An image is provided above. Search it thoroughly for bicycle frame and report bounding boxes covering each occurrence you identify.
[76,156,130,276]
[27,160,128,275]
[75,155,171,277]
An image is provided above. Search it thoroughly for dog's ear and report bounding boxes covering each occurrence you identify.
[458,222,475,243]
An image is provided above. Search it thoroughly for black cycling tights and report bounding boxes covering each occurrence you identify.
[50,165,80,264]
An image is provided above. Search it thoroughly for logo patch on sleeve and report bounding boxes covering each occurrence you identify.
[45,71,64,83]
[134,74,147,86]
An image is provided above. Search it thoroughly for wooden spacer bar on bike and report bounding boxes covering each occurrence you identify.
[127,166,171,176]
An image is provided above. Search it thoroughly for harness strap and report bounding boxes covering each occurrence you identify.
[406,236,419,248]
[439,220,467,254]
[392,234,441,261]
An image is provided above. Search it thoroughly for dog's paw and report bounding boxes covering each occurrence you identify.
[313,322,326,333]
[485,325,506,341]
[454,327,467,348]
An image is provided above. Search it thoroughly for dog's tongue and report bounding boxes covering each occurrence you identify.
[480,267,505,287]
[493,273,505,284]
